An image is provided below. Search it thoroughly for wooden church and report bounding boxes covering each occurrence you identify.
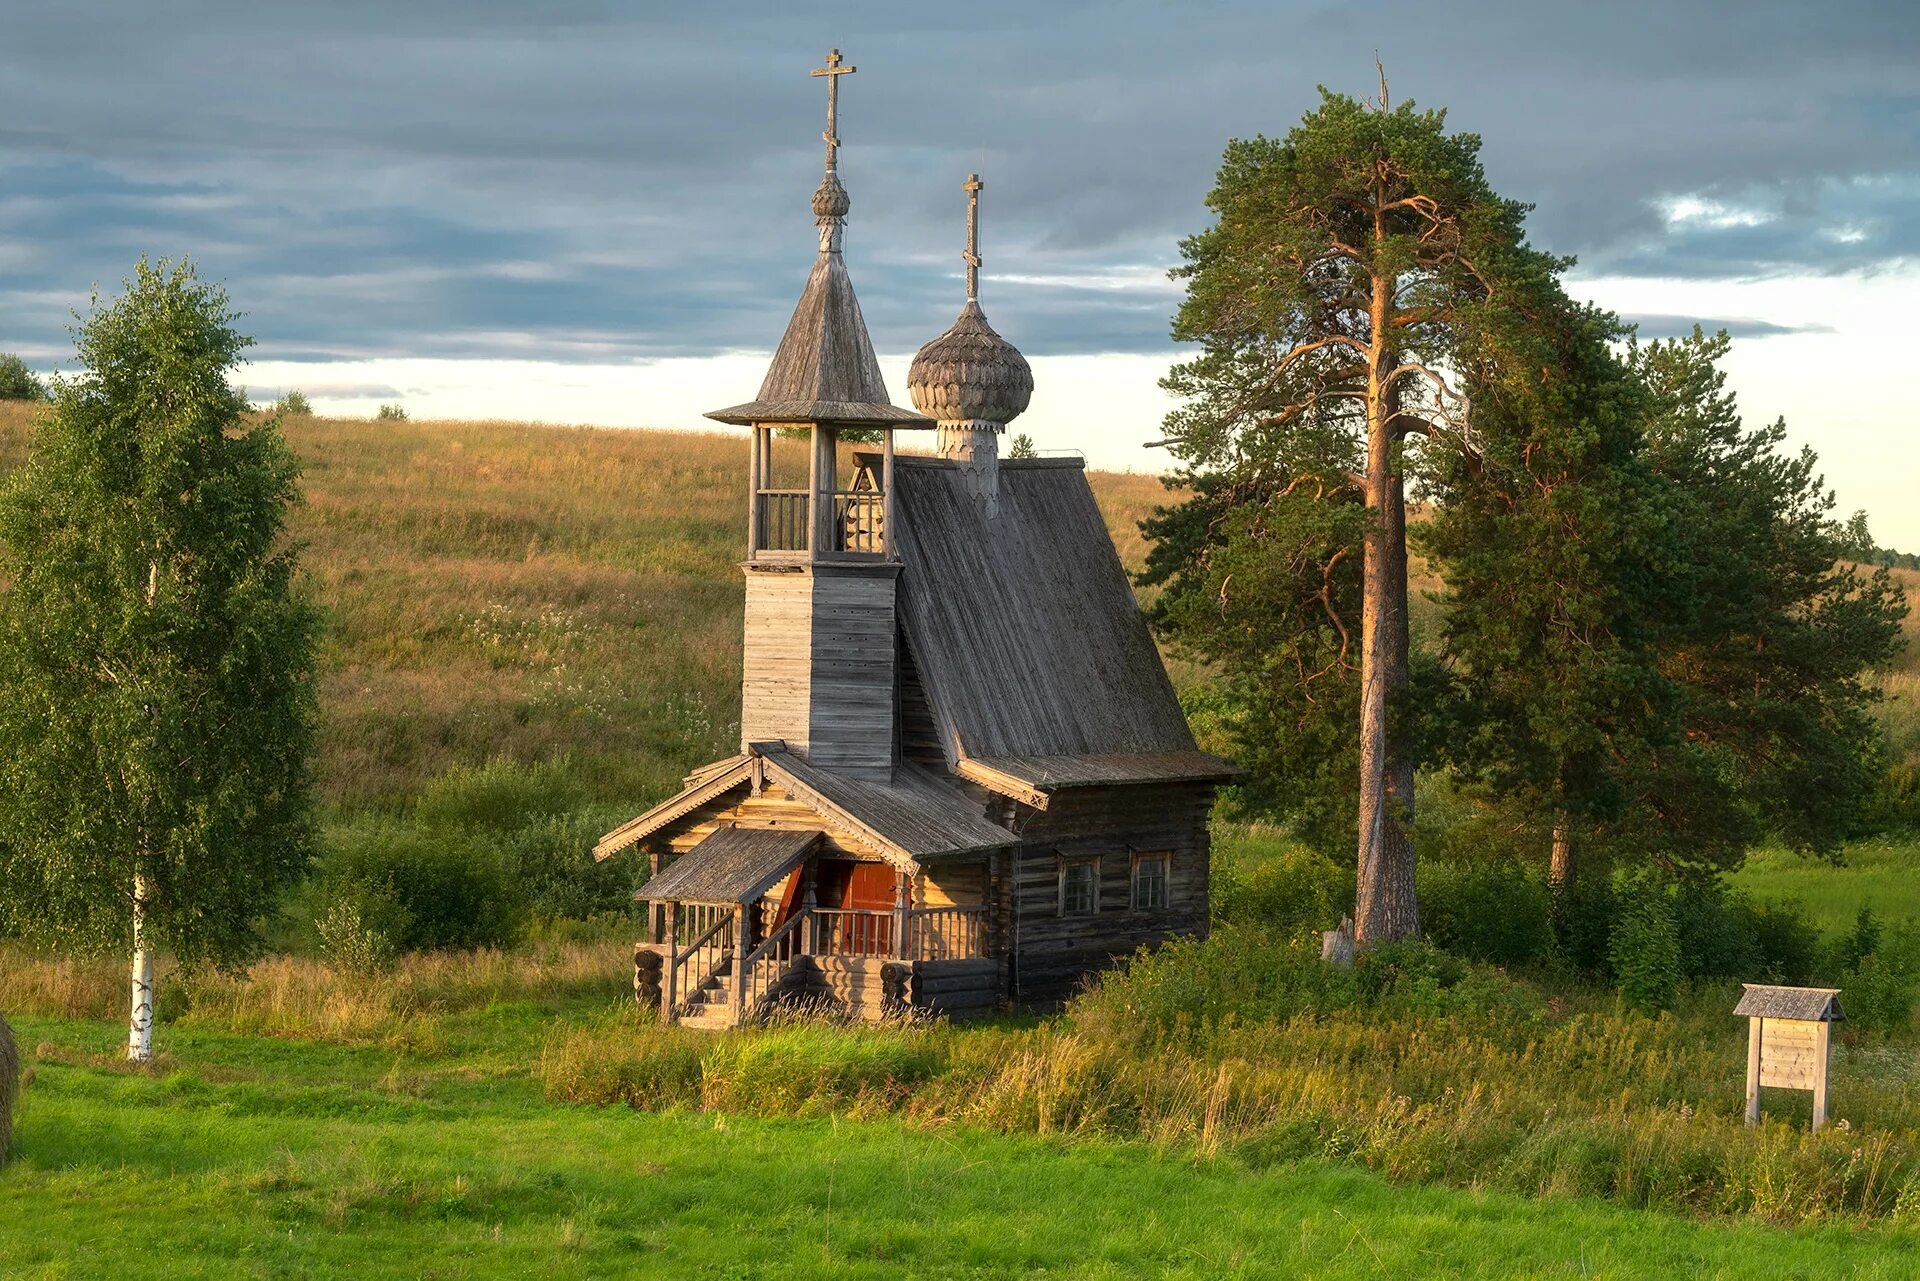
[595,50,1232,1028]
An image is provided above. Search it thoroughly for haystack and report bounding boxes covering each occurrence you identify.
[0,1012,16,1165]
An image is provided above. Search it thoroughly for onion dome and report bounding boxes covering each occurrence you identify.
[812,172,850,220]
[907,173,1032,427]
[908,300,1033,425]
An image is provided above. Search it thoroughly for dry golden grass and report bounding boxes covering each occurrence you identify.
[0,403,1191,812]
[0,938,632,1046]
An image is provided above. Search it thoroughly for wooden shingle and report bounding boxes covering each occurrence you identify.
[636,826,822,905]
[1733,984,1845,1021]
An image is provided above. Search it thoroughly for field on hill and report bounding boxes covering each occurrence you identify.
[0,403,1176,816]
[4,403,1920,1275]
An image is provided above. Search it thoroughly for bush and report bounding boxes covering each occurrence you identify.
[312,888,402,976]
[413,758,640,922]
[1070,925,1543,1049]
[1610,888,1682,1013]
[1419,861,1556,966]
[275,389,312,416]
[1210,836,1350,934]
[0,354,46,401]
[376,403,407,421]
[318,824,525,952]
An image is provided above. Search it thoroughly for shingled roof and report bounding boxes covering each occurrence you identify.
[1733,984,1846,1021]
[635,825,822,905]
[891,456,1234,790]
[707,248,931,428]
[594,747,1012,870]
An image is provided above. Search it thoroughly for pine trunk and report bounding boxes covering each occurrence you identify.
[128,874,154,1063]
[1354,268,1419,944]
[1549,810,1576,894]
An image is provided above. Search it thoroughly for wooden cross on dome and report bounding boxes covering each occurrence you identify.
[811,49,856,175]
[964,173,983,301]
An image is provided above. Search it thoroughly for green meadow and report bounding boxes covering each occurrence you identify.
[8,1000,1920,1280]
[3,403,1919,1276]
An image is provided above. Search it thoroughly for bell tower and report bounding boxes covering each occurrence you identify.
[706,49,934,779]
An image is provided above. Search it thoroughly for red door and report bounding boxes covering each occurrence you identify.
[815,858,896,955]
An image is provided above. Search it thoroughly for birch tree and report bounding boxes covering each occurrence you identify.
[1147,87,1564,942]
[0,259,318,1060]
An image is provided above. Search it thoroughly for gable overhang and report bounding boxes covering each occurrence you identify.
[955,751,1241,811]
[592,756,753,861]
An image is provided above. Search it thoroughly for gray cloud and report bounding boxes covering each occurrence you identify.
[1620,314,1839,339]
[0,1,1915,369]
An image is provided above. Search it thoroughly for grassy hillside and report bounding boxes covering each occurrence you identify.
[0,402,1173,815]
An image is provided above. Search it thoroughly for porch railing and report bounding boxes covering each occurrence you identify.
[666,903,734,1016]
[755,490,810,552]
[812,907,895,957]
[736,906,808,1017]
[907,905,989,961]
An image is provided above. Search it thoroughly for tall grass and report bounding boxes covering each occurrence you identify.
[0,940,632,1046]
[540,970,1920,1225]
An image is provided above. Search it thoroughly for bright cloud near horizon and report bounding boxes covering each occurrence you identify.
[3,2,1917,543]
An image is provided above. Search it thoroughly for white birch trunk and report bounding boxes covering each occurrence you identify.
[128,874,155,1063]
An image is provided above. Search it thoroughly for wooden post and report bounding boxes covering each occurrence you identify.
[895,870,912,961]
[648,850,663,944]
[801,875,818,957]
[881,426,896,560]
[810,423,833,554]
[1813,1020,1831,1131]
[1745,1016,1762,1125]
[748,426,765,555]
[663,901,679,1024]
[733,902,749,1024]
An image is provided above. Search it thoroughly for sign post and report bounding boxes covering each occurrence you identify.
[1735,984,1844,1131]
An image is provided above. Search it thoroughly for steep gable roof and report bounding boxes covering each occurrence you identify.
[891,456,1232,790]
[594,747,1012,869]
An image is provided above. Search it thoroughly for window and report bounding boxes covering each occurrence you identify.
[1132,853,1169,912]
[1059,859,1099,916]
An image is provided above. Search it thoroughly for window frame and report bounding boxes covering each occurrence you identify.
[1057,857,1100,917]
[1130,851,1170,912]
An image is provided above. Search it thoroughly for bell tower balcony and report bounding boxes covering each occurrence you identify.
[747,421,896,563]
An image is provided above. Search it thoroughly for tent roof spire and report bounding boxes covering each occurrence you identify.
[708,48,931,429]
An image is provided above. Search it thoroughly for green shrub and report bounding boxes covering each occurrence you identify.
[0,354,47,401]
[1419,862,1556,966]
[377,403,407,421]
[312,887,403,976]
[1741,897,1821,984]
[275,389,312,416]
[1210,838,1350,933]
[1071,925,1542,1049]
[319,824,525,951]
[412,758,640,922]
[1610,888,1682,1013]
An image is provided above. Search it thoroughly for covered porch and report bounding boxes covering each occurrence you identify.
[633,825,991,1029]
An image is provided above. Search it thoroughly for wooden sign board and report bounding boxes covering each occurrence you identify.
[1758,1018,1825,1090]
[1734,984,1843,1132]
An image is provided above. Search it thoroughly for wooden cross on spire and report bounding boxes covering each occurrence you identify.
[811,48,856,175]
[964,173,983,301]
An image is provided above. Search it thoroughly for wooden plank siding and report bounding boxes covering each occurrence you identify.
[740,567,815,754]
[1005,781,1216,1005]
[805,566,899,776]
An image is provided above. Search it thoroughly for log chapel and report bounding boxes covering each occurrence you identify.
[595,49,1233,1026]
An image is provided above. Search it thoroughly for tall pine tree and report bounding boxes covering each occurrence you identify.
[1147,87,1564,940]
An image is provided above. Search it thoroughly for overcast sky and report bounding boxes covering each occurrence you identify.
[3,2,1917,542]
